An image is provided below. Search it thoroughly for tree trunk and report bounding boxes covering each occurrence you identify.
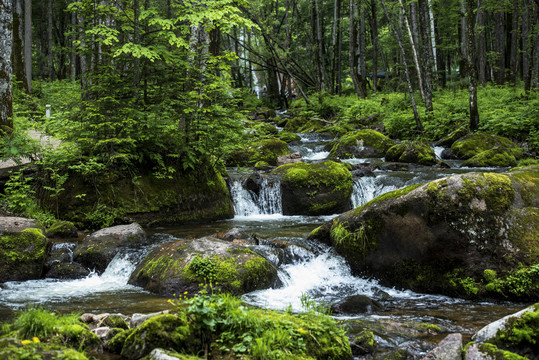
[70,3,77,82]
[48,0,54,81]
[494,9,505,84]
[381,0,423,132]
[313,0,328,91]
[397,0,426,102]
[133,0,140,99]
[522,1,531,92]
[370,0,378,92]
[331,0,339,93]
[465,0,479,131]
[24,0,30,92]
[477,0,487,85]
[532,10,539,89]
[0,0,13,134]
[12,0,27,91]
[359,0,367,87]
[349,0,366,98]
[418,0,434,112]
[509,2,519,83]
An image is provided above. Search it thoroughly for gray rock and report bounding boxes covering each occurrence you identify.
[129,310,169,328]
[0,216,41,235]
[464,343,493,360]
[472,305,535,343]
[74,223,148,273]
[331,294,383,314]
[422,333,462,360]
[148,349,185,360]
[276,152,303,166]
[92,326,112,339]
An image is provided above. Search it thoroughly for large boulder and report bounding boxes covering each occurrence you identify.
[450,132,522,166]
[128,236,278,296]
[74,223,148,273]
[271,161,353,215]
[329,129,395,159]
[309,166,539,299]
[0,216,42,235]
[385,140,437,166]
[0,227,50,282]
[226,138,291,167]
[42,166,233,229]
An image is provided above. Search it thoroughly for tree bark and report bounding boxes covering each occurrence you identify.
[1,0,13,134]
[418,0,434,112]
[349,0,366,98]
[370,0,378,92]
[494,9,505,84]
[477,0,487,85]
[465,0,479,131]
[70,2,77,82]
[24,0,30,92]
[313,0,328,91]
[509,2,519,83]
[358,0,367,87]
[133,0,140,99]
[12,0,27,91]
[532,9,539,89]
[48,0,54,81]
[380,0,423,132]
[522,1,531,92]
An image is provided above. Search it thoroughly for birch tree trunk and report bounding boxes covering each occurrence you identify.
[465,0,479,131]
[380,0,423,132]
[1,0,13,134]
[349,0,366,98]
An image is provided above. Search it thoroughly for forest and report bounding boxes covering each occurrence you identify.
[1,2,539,360]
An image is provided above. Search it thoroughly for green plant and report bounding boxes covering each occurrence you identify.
[13,306,58,339]
[189,256,217,282]
[1,170,35,215]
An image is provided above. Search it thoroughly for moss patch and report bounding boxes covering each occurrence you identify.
[329,129,395,158]
[0,228,49,282]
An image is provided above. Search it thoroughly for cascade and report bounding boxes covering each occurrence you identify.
[230,175,282,217]
[351,176,398,208]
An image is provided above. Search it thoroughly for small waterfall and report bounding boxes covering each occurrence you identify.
[230,176,282,217]
[433,146,445,160]
[51,243,76,263]
[351,176,398,208]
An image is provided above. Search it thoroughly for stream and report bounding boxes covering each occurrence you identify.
[0,132,528,357]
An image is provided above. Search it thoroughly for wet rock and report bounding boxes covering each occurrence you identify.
[244,173,262,195]
[129,237,278,296]
[0,216,42,235]
[276,152,303,166]
[385,141,438,166]
[73,223,148,273]
[441,148,452,160]
[377,162,410,171]
[92,326,112,339]
[309,166,539,299]
[382,349,415,360]
[422,333,462,360]
[147,348,188,360]
[0,227,50,282]
[45,262,90,279]
[351,164,375,177]
[329,129,395,159]
[213,228,257,245]
[331,294,383,314]
[350,329,378,355]
[272,161,353,216]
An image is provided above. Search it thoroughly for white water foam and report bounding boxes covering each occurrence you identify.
[230,177,282,217]
[433,146,445,160]
[0,253,141,309]
[351,177,398,208]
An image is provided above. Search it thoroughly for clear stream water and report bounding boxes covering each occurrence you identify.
[0,134,526,356]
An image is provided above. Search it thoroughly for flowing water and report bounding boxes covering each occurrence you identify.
[0,135,524,357]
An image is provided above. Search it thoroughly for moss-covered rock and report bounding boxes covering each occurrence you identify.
[73,223,149,273]
[451,132,522,160]
[329,129,395,159]
[129,236,278,296]
[462,146,519,167]
[45,221,78,238]
[309,166,539,300]
[351,329,377,355]
[251,138,291,166]
[43,165,233,229]
[278,130,301,143]
[0,338,89,360]
[272,161,353,215]
[120,314,197,360]
[435,127,468,147]
[0,228,50,282]
[284,117,309,132]
[385,140,437,166]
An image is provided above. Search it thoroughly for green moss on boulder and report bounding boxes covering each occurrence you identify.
[385,140,437,165]
[463,146,518,167]
[278,131,301,143]
[121,314,196,359]
[308,166,539,299]
[0,228,49,282]
[45,221,78,238]
[451,132,522,160]
[272,161,353,215]
[329,129,395,159]
[129,237,278,296]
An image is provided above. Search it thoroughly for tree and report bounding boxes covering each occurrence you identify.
[24,0,31,92]
[464,0,479,131]
[1,0,13,135]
